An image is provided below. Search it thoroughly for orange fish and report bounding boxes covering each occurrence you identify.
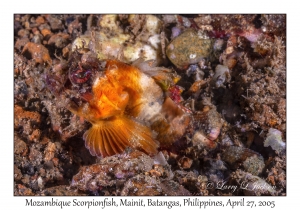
[67,59,190,157]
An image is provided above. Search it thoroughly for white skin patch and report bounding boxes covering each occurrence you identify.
[93,77,100,87]
[137,73,163,122]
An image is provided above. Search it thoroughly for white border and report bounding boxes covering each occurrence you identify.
[4,0,297,209]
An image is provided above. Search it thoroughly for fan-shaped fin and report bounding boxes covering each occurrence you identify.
[83,121,130,157]
[83,115,159,157]
[121,116,159,156]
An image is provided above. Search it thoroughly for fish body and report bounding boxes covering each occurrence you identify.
[68,59,190,157]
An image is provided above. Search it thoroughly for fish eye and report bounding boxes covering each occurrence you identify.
[69,68,92,84]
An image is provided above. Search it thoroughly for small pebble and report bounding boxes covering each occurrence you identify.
[14,137,28,156]
[178,156,193,169]
[264,128,286,152]
[222,146,265,175]
[166,29,213,69]
[22,42,52,65]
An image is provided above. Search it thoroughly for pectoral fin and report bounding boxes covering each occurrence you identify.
[122,116,159,156]
[83,116,159,157]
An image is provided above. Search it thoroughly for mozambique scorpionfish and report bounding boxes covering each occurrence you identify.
[47,50,191,158]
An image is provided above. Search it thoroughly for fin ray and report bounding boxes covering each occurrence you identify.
[105,127,127,154]
[83,127,96,156]
[98,127,108,157]
[111,127,128,148]
[102,128,117,156]
[122,117,159,155]
[83,115,159,157]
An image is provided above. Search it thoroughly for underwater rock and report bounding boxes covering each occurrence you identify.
[121,174,191,196]
[264,128,286,153]
[230,170,276,196]
[39,185,86,196]
[72,14,163,64]
[166,29,213,69]
[71,150,154,192]
[22,42,51,65]
[222,146,265,176]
